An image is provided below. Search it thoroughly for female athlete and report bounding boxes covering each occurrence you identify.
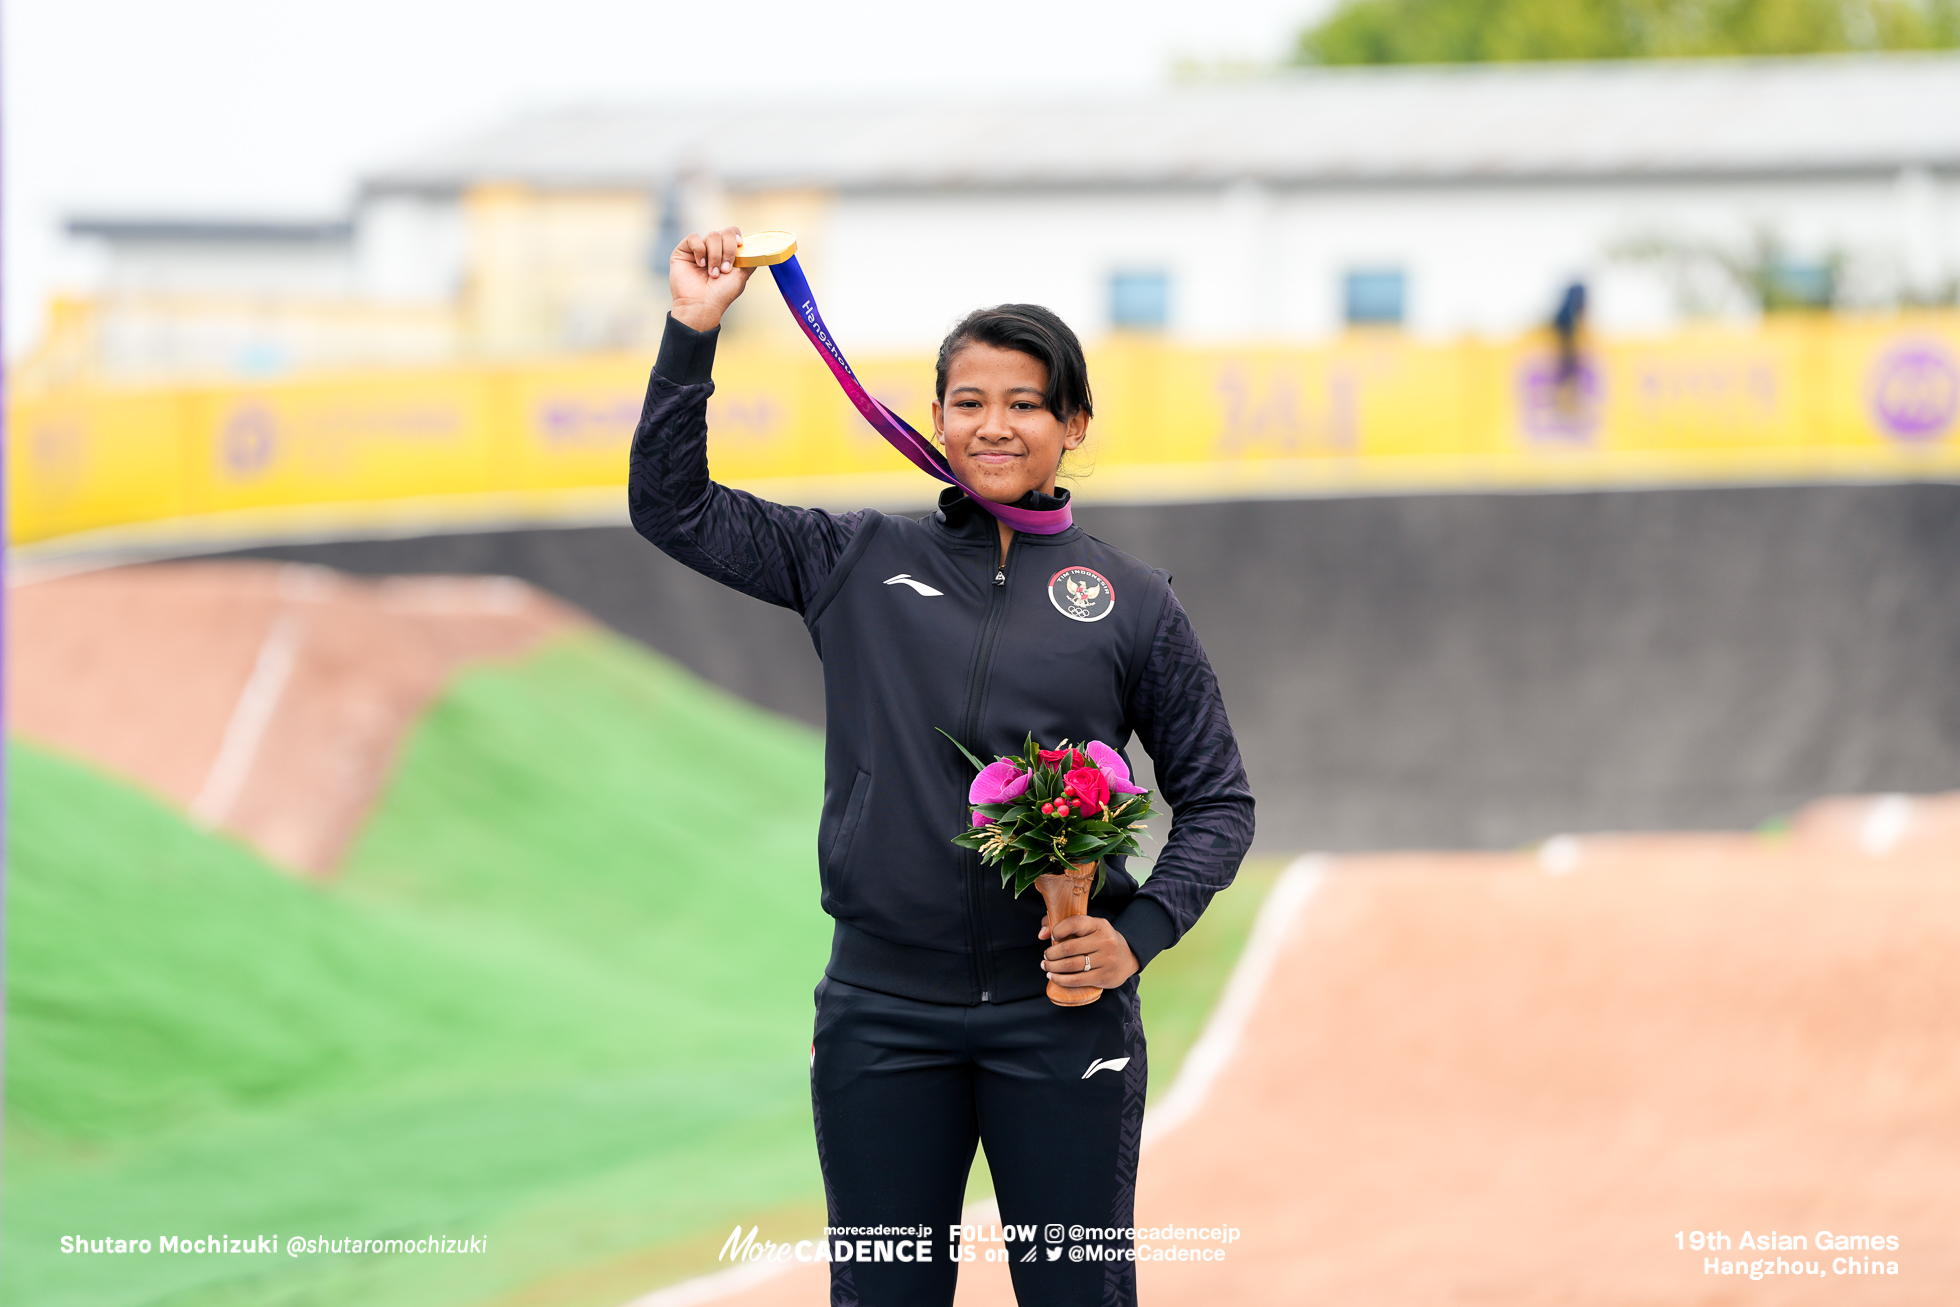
[630,226,1254,1306]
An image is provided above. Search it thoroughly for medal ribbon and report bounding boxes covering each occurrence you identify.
[766,256,1073,535]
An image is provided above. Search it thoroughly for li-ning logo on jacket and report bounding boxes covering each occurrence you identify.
[1048,566,1115,622]
[1082,1056,1130,1079]
[882,574,943,596]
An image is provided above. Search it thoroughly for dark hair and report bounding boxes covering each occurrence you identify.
[934,304,1093,422]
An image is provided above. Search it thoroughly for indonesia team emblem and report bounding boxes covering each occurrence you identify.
[1048,566,1115,623]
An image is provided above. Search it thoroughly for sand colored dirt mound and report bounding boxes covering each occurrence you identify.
[8,560,584,872]
[694,818,1959,1307]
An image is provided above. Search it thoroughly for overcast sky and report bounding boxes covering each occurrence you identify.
[3,0,1336,352]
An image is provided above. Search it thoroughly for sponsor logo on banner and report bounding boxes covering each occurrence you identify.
[1517,356,1603,445]
[1869,341,1959,443]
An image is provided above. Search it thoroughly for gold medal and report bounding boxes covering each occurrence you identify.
[733,230,798,268]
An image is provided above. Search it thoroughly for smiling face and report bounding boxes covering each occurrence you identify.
[932,343,1089,505]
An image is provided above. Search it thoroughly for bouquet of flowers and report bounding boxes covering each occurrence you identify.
[941,731,1155,897]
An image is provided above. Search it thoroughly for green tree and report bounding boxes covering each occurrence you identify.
[1294,0,1960,64]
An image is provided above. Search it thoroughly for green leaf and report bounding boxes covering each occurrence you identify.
[936,727,988,774]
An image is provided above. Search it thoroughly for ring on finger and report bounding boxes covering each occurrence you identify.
[1082,956,1092,973]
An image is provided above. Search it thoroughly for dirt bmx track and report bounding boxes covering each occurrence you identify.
[704,820,1960,1307]
[10,559,1956,1303]
[8,560,579,872]
[222,483,1960,854]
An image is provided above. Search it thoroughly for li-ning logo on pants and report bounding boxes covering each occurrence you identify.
[1082,1056,1130,1079]
[883,573,943,596]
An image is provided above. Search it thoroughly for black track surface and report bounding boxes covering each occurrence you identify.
[210,484,1960,852]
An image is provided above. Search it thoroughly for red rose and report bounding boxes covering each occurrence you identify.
[1040,748,1090,769]
[1063,766,1110,816]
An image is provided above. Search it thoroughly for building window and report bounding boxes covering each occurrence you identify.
[1344,268,1406,326]
[1764,259,1833,310]
[1110,270,1170,330]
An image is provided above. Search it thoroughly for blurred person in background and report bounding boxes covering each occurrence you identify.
[1552,279,1590,417]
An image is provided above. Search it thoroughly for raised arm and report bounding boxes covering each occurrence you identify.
[629,226,865,613]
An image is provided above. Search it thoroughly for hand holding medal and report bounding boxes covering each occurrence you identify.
[668,225,1077,536]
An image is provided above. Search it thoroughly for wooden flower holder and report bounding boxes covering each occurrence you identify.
[1036,860,1101,1007]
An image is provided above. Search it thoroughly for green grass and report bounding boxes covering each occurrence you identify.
[5,633,832,1307]
[6,629,1280,1307]
[1137,856,1283,1089]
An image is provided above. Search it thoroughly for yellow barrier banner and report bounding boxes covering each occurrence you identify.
[10,315,1960,550]
[180,372,498,517]
[9,391,190,543]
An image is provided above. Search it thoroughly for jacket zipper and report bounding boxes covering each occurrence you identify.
[958,540,1013,1002]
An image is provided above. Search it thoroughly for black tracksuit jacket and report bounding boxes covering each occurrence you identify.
[629,317,1255,1005]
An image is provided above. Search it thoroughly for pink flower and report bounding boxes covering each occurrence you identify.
[1086,740,1147,795]
[969,759,1031,825]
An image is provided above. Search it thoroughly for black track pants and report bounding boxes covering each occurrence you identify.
[810,976,1148,1307]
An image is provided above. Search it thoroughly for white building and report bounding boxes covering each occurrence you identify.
[45,52,1960,379]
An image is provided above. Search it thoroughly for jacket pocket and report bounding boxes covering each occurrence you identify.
[823,770,873,880]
